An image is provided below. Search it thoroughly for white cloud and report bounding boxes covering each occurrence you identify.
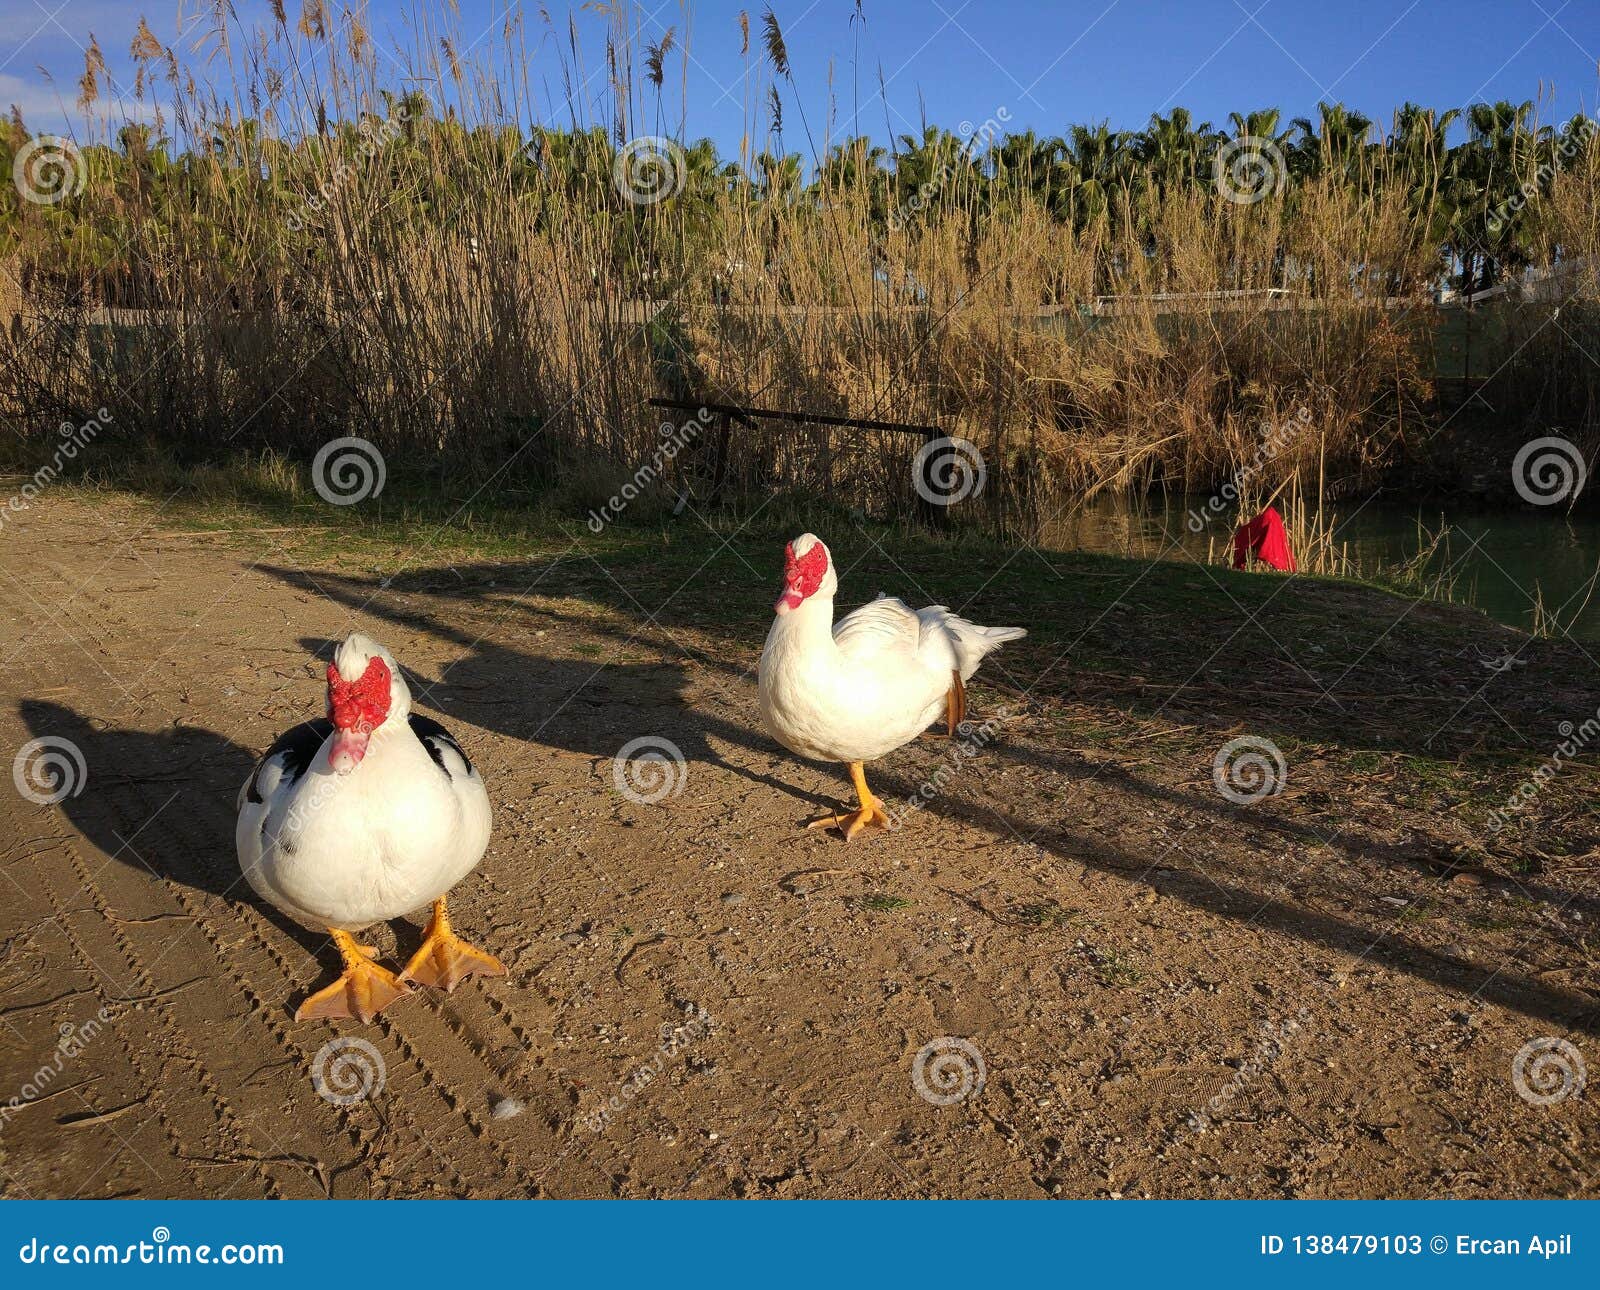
[0,72,159,136]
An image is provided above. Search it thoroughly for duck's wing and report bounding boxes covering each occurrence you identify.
[408,713,481,784]
[830,594,924,664]
[238,718,331,811]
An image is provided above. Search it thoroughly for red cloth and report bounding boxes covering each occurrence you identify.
[1231,506,1297,573]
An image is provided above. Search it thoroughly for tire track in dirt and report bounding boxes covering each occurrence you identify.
[113,729,507,1199]
[4,556,481,1197]
[21,836,234,1197]
[7,497,1598,1198]
[55,838,295,1198]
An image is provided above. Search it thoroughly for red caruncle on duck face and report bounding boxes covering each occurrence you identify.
[775,540,828,614]
[325,656,392,774]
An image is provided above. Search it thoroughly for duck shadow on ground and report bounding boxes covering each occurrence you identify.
[259,561,1599,1034]
[273,558,798,805]
[15,699,423,1015]
[853,746,1600,1035]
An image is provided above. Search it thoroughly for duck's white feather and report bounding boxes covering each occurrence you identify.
[758,538,1025,765]
[235,637,491,932]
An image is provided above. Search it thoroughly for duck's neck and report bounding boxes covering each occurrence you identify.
[341,714,416,778]
[770,595,837,655]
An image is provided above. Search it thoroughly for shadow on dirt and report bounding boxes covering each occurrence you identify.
[251,560,1600,1034]
[274,569,799,803]
[18,699,377,1014]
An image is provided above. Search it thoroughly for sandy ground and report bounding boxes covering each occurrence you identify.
[0,495,1594,1198]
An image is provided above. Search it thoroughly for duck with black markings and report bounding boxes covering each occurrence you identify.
[235,633,505,1022]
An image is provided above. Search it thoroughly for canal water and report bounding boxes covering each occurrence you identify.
[1037,496,1600,641]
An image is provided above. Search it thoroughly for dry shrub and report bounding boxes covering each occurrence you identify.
[0,4,1592,533]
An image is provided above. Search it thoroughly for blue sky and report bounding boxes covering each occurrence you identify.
[3,0,1598,154]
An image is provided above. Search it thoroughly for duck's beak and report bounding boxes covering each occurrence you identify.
[774,586,803,615]
[328,728,370,775]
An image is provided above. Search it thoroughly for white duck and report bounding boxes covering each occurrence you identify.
[758,533,1026,839]
[236,633,501,1022]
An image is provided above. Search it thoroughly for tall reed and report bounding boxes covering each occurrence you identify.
[1,2,1595,533]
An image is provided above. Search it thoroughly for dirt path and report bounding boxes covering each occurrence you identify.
[0,496,1594,1198]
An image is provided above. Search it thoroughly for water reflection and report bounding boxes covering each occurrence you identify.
[1036,496,1600,640]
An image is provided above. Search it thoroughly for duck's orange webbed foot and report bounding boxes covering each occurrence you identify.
[296,929,411,1023]
[399,897,506,993]
[805,761,892,841]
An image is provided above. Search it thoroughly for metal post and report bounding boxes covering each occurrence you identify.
[709,410,732,508]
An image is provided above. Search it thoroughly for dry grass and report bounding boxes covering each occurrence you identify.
[1,3,1596,536]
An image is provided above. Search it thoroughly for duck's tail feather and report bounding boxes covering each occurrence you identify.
[918,606,1028,680]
